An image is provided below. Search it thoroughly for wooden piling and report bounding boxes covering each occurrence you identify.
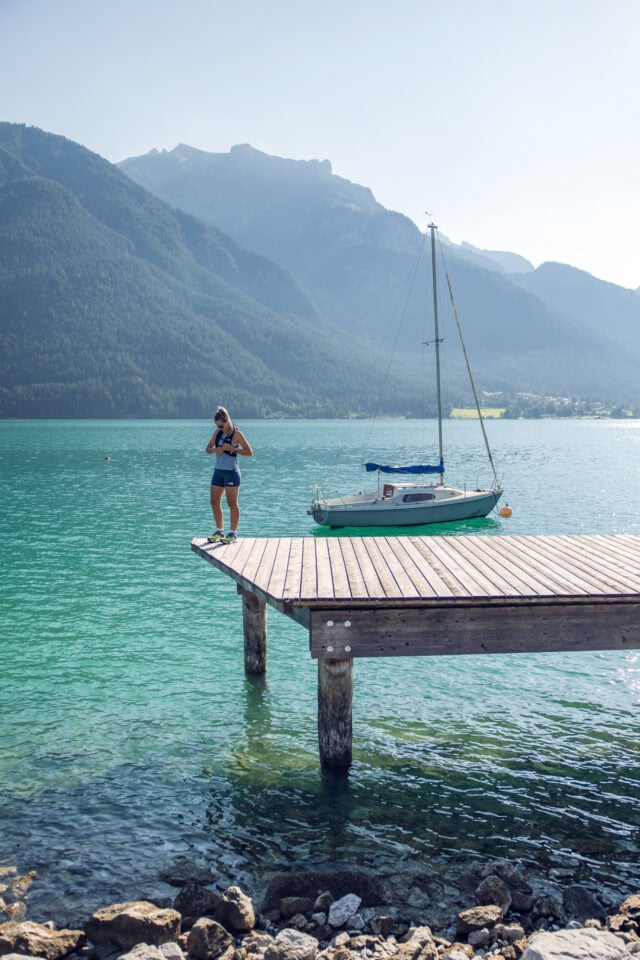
[242,590,267,675]
[318,657,353,770]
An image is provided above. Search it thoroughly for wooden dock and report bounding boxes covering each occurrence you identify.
[192,534,640,769]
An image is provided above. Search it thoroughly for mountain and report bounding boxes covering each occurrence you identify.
[509,261,640,350]
[455,241,535,275]
[119,143,640,404]
[0,124,421,418]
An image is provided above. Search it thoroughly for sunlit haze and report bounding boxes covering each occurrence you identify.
[1,0,638,288]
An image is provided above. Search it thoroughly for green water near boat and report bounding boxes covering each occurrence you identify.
[1,418,639,921]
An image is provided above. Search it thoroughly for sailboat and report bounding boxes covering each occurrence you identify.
[309,222,503,528]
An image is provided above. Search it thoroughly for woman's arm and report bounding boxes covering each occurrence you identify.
[234,430,253,456]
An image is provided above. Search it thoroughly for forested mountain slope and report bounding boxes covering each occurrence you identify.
[0,124,418,417]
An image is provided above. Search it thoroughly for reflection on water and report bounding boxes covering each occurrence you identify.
[1,419,640,924]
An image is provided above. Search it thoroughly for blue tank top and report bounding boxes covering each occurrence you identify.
[215,426,240,471]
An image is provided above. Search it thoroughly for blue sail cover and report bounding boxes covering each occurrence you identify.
[364,460,444,475]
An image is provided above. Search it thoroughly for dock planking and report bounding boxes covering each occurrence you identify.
[192,532,640,605]
[192,533,640,768]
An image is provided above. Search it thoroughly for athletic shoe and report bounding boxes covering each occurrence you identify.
[224,532,238,541]
[207,532,226,543]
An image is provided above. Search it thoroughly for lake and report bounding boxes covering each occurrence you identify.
[1,417,639,923]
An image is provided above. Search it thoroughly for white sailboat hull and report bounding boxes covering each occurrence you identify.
[310,482,502,528]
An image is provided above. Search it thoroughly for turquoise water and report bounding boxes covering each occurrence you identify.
[1,418,639,922]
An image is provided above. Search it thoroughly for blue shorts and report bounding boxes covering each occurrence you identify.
[211,468,241,488]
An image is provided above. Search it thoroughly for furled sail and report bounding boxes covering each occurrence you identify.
[364,460,444,475]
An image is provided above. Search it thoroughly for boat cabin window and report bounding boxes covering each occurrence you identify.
[382,484,395,498]
[402,492,436,503]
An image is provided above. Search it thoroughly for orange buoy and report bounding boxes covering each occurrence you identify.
[499,504,513,517]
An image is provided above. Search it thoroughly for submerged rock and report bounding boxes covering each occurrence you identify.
[173,884,221,925]
[262,874,384,913]
[474,875,512,915]
[159,860,217,889]
[563,884,606,922]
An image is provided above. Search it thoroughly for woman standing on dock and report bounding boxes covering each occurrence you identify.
[206,406,253,542]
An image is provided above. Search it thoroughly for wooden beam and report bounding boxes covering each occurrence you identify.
[241,590,267,675]
[309,601,640,659]
[318,658,353,770]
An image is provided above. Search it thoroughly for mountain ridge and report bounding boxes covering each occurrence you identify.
[119,141,640,405]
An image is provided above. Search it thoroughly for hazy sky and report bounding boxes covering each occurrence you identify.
[2,0,639,288]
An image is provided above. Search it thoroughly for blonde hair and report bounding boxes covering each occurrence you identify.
[214,406,230,422]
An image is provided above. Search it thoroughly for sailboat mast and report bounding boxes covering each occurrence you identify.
[429,222,444,482]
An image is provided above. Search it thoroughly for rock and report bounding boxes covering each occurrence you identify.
[85,902,181,949]
[562,885,606,922]
[186,919,234,960]
[467,927,490,947]
[475,875,512,915]
[502,924,526,943]
[159,859,217,889]
[218,886,255,932]
[511,891,536,913]
[2,902,27,922]
[370,916,396,937]
[328,895,362,929]
[8,874,38,901]
[442,948,473,959]
[522,927,633,958]
[262,874,384,913]
[393,926,438,960]
[347,935,380,950]
[239,932,275,955]
[481,860,532,893]
[1,955,46,960]
[407,889,431,910]
[173,883,221,923]
[280,899,314,920]
[313,893,333,914]
[531,896,564,921]
[263,929,318,960]
[0,921,85,959]
[456,905,503,938]
[310,913,326,927]
[619,896,640,919]
[159,943,184,960]
[118,946,166,960]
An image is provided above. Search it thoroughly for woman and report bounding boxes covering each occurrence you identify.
[206,406,253,542]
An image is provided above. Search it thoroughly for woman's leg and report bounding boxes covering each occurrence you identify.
[210,485,225,530]
[225,486,240,532]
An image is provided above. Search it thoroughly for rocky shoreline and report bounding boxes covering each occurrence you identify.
[1,859,639,960]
